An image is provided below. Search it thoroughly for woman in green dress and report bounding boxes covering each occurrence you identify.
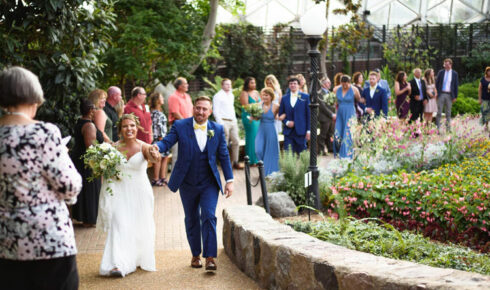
[240,77,261,165]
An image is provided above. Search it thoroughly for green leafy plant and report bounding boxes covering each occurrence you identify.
[286,218,490,275]
[268,150,310,206]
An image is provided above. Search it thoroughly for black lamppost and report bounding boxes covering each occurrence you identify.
[300,6,328,210]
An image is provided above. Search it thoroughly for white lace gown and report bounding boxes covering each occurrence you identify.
[97,151,156,276]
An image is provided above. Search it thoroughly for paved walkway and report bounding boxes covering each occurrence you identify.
[75,155,332,289]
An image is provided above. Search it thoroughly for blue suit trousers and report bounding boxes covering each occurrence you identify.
[179,181,219,258]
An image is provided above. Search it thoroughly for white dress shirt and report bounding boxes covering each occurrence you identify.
[443,69,452,92]
[192,119,234,183]
[290,91,298,107]
[193,119,208,152]
[212,89,237,124]
[369,85,377,98]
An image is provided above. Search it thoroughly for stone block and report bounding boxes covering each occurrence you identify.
[255,191,298,218]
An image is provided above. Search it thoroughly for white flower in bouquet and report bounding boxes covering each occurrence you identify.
[83,142,126,195]
[323,92,337,107]
[243,103,263,119]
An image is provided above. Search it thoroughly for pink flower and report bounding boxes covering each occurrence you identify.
[402,196,406,201]
[387,201,394,206]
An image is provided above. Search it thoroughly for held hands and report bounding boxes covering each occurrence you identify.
[149,145,161,161]
[306,132,310,141]
[366,107,373,115]
[224,182,233,198]
[332,114,336,121]
[286,120,294,128]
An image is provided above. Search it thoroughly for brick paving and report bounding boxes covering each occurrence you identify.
[74,155,332,254]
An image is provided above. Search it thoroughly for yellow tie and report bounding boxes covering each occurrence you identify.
[194,123,206,131]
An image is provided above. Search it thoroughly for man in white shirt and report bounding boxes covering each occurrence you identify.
[435,58,459,132]
[212,78,243,169]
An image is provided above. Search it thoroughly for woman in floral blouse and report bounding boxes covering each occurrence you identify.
[0,67,82,289]
[149,92,170,186]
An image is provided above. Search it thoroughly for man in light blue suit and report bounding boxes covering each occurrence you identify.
[279,77,311,154]
[155,96,233,271]
[361,71,389,119]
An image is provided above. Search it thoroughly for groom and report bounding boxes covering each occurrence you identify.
[154,96,233,271]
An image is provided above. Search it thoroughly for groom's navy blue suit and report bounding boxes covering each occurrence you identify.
[279,91,311,153]
[156,117,233,258]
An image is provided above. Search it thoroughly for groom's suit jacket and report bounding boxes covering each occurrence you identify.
[156,117,233,194]
[279,91,311,138]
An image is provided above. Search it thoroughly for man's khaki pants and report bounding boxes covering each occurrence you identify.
[222,119,240,165]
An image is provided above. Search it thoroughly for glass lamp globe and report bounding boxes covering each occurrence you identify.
[300,4,328,36]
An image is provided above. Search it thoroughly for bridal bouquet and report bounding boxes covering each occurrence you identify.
[323,92,337,107]
[243,103,263,119]
[83,142,126,194]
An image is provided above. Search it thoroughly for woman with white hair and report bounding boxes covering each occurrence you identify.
[0,66,82,289]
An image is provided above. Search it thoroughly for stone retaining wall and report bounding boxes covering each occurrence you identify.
[223,206,490,290]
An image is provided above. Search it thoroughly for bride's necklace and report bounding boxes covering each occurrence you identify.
[5,111,32,119]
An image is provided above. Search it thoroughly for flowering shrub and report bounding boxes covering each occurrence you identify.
[324,139,490,251]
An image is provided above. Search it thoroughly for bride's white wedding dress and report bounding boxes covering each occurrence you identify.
[97,150,156,277]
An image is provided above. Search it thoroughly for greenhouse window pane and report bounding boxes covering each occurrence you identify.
[428,0,445,9]
[401,0,421,13]
[452,0,481,22]
[390,2,418,26]
[459,0,483,10]
[368,5,389,26]
[427,0,451,23]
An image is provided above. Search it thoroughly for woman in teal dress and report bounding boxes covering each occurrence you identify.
[333,75,363,159]
[240,77,261,165]
[255,88,280,176]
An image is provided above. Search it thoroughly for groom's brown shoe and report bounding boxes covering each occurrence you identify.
[205,257,217,271]
[191,256,202,268]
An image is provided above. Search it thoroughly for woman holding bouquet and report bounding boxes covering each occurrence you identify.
[240,77,261,165]
[97,114,160,277]
[255,88,280,176]
[71,99,104,227]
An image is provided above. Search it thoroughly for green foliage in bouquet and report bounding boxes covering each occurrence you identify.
[323,92,337,107]
[83,143,126,195]
[242,102,263,119]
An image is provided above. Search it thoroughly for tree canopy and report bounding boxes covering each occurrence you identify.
[0,0,116,136]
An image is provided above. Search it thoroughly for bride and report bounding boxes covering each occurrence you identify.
[97,114,161,277]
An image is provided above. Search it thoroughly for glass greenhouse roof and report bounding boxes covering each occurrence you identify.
[216,0,489,28]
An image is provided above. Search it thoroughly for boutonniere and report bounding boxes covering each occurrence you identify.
[207,130,215,139]
[375,89,379,93]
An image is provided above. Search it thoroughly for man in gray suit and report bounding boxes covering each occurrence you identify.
[435,58,459,132]
[318,77,336,155]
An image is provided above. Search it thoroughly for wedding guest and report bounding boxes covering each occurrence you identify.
[478,66,490,133]
[150,92,170,186]
[168,77,193,168]
[423,69,438,124]
[394,71,411,120]
[255,88,280,176]
[333,72,343,87]
[361,71,388,118]
[409,68,428,123]
[365,69,391,100]
[105,86,122,141]
[333,75,362,158]
[318,76,335,155]
[98,114,160,277]
[213,78,243,169]
[71,99,104,227]
[240,77,261,165]
[264,74,283,134]
[435,58,459,132]
[0,66,82,289]
[124,86,152,143]
[89,89,113,142]
[279,76,310,154]
[297,73,308,93]
[352,71,365,120]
